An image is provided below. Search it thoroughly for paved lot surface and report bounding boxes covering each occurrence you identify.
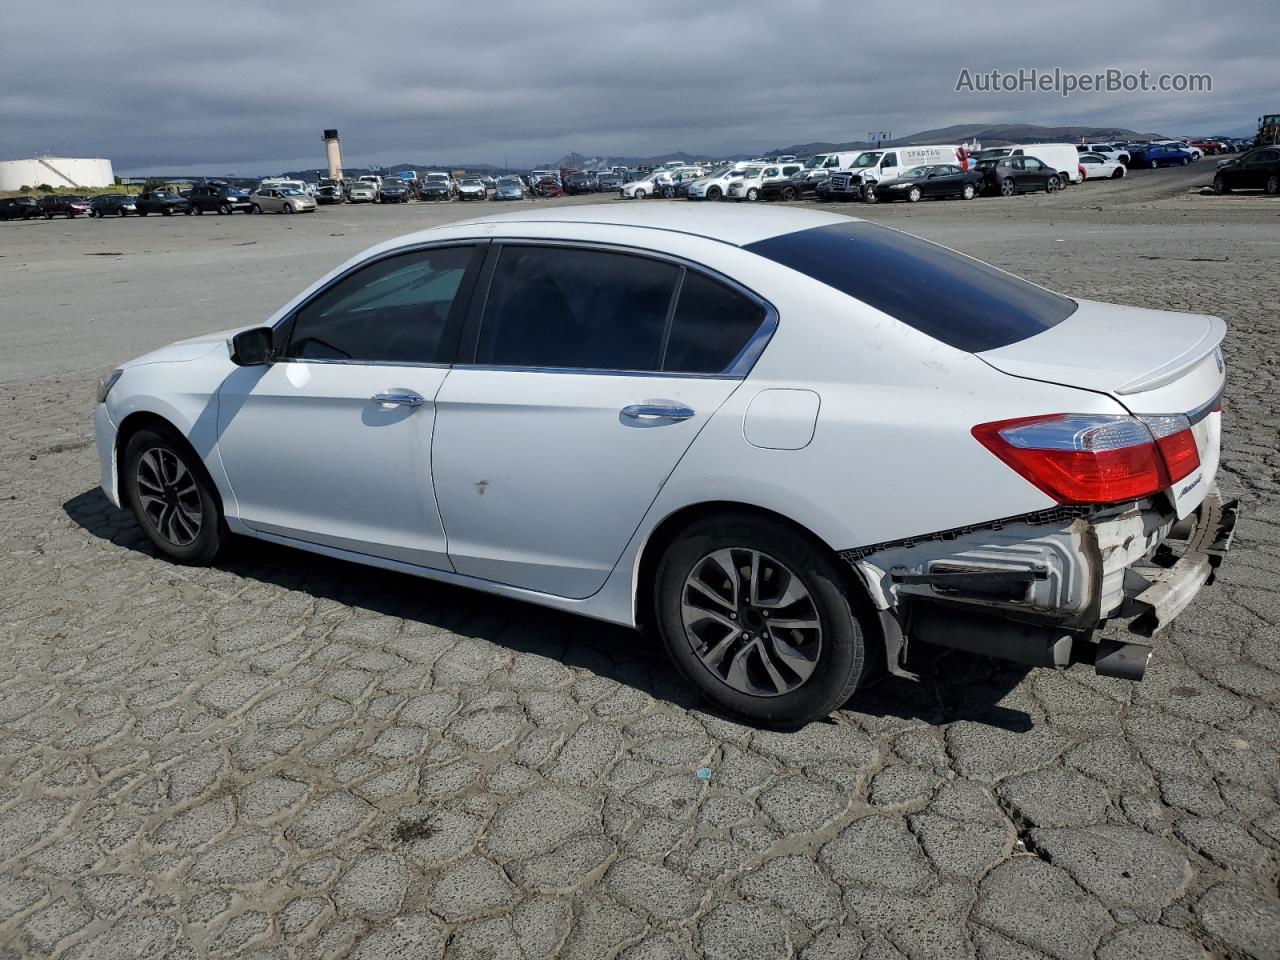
[1,166,1278,959]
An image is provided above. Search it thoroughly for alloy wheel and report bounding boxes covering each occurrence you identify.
[135,447,203,546]
[680,548,822,697]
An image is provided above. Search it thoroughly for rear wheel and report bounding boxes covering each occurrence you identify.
[194,205,203,215]
[961,183,976,200]
[654,514,872,727]
[1000,178,1016,197]
[123,426,227,564]
[219,203,232,214]
[746,187,759,201]
[1267,175,1279,195]
[162,208,173,216]
[251,204,262,214]
[781,186,798,201]
[1180,157,1190,166]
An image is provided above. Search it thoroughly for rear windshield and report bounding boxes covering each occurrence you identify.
[744,220,1076,352]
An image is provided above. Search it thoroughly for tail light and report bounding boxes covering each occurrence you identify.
[972,413,1200,504]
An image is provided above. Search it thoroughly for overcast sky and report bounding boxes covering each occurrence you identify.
[1,0,1273,175]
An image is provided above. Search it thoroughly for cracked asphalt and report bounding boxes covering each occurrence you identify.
[1,165,1278,959]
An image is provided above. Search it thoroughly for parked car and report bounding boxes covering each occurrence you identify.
[135,190,192,216]
[533,176,564,198]
[970,144,1084,185]
[456,178,487,200]
[1077,153,1127,180]
[316,180,345,204]
[378,180,413,204]
[188,183,255,214]
[867,163,984,202]
[620,170,672,199]
[597,172,625,191]
[975,156,1062,196]
[726,163,804,201]
[1076,143,1131,165]
[356,175,383,189]
[347,182,377,204]
[565,171,598,195]
[824,145,970,200]
[685,165,752,201]
[249,187,316,214]
[89,194,138,217]
[0,196,43,220]
[419,175,454,201]
[38,195,92,218]
[1130,144,1194,168]
[492,176,526,200]
[92,205,1233,726]
[1213,147,1280,194]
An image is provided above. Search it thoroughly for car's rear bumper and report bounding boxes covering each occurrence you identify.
[847,486,1236,679]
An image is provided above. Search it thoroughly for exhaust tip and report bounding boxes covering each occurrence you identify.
[1095,639,1152,681]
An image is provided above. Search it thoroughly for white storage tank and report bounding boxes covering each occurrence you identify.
[0,157,115,191]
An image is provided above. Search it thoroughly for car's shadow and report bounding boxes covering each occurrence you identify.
[62,487,1033,733]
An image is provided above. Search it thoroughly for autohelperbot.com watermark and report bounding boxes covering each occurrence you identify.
[955,67,1212,98]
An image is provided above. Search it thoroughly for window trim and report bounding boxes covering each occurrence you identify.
[271,239,489,368]
[457,239,778,380]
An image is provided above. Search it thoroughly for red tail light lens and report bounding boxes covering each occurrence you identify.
[1138,414,1201,483]
[972,414,1192,504]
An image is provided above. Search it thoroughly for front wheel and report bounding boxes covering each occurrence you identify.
[781,186,798,201]
[162,208,173,216]
[633,189,646,200]
[907,186,922,202]
[123,426,227,564]
[1046,176,1060,192]
[746,187,759,201]
[1180,157,1190,166]
[1000,178,1016,197]
[862,183,878,203]
[706,186,721,201]
[654,514,872,727]
[1111,168,1124,179]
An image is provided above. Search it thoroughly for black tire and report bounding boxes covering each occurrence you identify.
[654,513,872,727]
[781,186,798,201]
[961,183,976,200]
[1046,176,1059,193]
[138,209,148,216]
[1267,175,1279,196]
[862,183,878,203]
[1111,168,1124,179]
[1000,178,1016,197]
[746,187,759,201]
[44,211,53,220]
[162,208,173,216]
[219,203,232,215]
[122,425,227,565]
[706,186,721,201]
[907,186,922,202]
[194,205,203,215]
[1180,157,1190,166]
[251,204,262,214]
[120,206,128,216]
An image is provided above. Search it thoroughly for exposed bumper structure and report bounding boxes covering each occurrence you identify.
[848,487,1237,680]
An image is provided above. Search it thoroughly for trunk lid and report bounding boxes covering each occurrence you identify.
[979,299,1226,517]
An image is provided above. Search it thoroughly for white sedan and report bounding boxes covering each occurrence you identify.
[93,205,1233,725]
[1077,153,1128,180]
[619,172,672,199]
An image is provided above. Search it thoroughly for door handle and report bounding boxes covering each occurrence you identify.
[621,403,696,422]
[370,391,425,407]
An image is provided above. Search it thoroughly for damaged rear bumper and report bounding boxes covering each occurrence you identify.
[845,486,1237,680]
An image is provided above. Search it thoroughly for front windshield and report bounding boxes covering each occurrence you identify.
[742,167,763,177]
[461,179,482,186]
[851,152,882,168]
[804,155,827,168]
[279,189,303,196]
[901,166,931,179]
[498,178,521,186]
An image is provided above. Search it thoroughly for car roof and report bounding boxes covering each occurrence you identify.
[445,203,854,247]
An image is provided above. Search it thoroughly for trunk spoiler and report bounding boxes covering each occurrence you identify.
[1114,316,1226,395]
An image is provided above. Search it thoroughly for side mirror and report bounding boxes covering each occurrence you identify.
[230,327,275,366]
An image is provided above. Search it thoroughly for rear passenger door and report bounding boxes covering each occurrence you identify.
[431,243,774,598]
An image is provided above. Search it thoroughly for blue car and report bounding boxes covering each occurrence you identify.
[1129,144,1194,169]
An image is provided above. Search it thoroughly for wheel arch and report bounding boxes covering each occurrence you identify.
[113,409,229,518]
[632,500,881,640]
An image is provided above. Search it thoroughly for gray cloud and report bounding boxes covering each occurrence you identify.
[1,0,1272,175]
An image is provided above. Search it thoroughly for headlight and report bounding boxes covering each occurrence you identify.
[97,369,123,404]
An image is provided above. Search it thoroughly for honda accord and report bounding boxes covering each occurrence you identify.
[93,206,1234,725]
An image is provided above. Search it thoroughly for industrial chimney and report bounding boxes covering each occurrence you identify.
[323,129,343,179]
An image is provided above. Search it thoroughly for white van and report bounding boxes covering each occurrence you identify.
[825,145,968,199]
[972,144,1085,184]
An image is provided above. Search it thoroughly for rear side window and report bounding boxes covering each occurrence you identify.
[283,246,476,364]
[477,246,678,371]
[744,220,1076,352]
[665,273,766,374]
